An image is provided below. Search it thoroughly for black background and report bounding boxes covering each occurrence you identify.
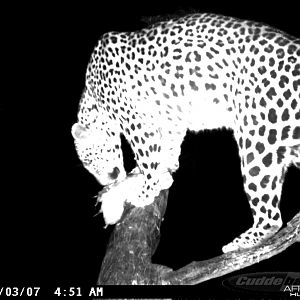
[1,2,299,298]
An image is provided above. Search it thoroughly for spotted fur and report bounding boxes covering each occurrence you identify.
[72,13,300,252]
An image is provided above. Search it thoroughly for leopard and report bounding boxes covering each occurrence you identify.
[71,12,300,252]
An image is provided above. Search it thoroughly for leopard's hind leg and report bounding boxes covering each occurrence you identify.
[222,132,291,252]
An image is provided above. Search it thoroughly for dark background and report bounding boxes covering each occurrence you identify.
[1,2,299,297]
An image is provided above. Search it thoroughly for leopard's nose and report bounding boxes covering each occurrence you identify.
[109,167,120,180]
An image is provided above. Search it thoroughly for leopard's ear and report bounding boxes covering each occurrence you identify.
[71,123,90,140]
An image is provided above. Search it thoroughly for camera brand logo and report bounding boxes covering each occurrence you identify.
[222,272,300,296]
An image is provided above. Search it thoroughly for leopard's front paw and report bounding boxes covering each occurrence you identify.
[98,170,144,226]
[158,171,173,191]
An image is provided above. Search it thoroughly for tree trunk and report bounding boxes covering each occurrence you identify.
[97,188,299,288]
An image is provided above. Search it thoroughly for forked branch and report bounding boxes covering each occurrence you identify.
[97,189,300,285]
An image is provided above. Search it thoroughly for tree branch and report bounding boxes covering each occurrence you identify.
[162,210,300,285]
[97,189,300,285]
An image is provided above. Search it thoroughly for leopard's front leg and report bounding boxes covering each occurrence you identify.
[127,117,187,207]
[98,121,176,226]
[98,165,173,226]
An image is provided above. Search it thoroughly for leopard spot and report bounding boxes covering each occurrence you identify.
[260,206,267,213]
[262,194,270,203]
[246,138,251,149]
[263,223,271,230]
[279,75,289,88]
[266,87,277,100]
[276,146,286,164]
[293,126,300,139]
[281,125,291,140]
[260,175,270,188]
[283,89,291,100]
[268,108,277,124]
[189,80,199,91]
[271,176,278,190]
[259,125,266,136]
[249,166,260,176]
[262,152,273,167]
[255,142,265,154]
[281,108,290,121]
[248,183,257,191]
[247,152,254,164]
[252,197,259,206]
[272,195,279,207]
[267,129,277,144]
[273,212,280,220]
